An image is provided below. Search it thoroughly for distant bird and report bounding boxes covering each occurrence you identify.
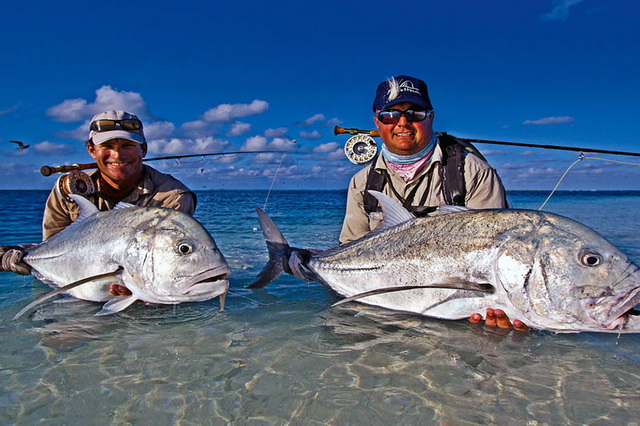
[9,140,30,149]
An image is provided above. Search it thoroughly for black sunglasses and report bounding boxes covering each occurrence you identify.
[376,109,433,125]
[90,119,143,132]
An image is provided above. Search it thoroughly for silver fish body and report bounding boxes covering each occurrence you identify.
[251,192,640,333]
[22,195,229,316]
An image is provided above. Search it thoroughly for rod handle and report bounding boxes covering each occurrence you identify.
[39,162,97,176]
[334,126,380,137]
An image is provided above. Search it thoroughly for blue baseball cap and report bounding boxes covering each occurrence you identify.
[372,75,433,112]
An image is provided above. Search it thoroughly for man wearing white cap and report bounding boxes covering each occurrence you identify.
[1,110,196,278]
[42,110,196,239]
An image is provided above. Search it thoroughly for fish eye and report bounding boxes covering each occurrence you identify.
[579,250,602,267]
[177,241,194,255]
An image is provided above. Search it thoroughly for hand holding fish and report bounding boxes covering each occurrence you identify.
[470,308,530,332]
[0,245,33,275]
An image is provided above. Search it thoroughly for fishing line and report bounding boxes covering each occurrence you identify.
[539,155,640,210]
[263,152,286,211]
[168,159,182,175]
[167,154,235,175]
[226,290,270,306]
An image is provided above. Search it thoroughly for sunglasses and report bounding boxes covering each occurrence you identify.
[376,109,433,125]
[90,119,143,132]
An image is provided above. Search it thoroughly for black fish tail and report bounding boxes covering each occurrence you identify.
[247,208,292,289]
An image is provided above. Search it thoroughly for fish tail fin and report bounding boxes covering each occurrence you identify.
[247,208,292,289]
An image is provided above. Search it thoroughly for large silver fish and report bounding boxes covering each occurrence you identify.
[16,194,230,318]
[250,191,640,333]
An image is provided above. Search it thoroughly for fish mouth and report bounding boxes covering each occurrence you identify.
[183,265,231,296]
[598,286,640,330]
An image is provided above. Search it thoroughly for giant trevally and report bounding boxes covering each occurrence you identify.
[249,191,640,333]
[14,194,230,319]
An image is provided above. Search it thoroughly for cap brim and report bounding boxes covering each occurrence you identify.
[91,130,145,145]
[380,98,432,111]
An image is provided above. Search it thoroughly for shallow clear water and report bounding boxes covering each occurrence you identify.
[1,189,640,424]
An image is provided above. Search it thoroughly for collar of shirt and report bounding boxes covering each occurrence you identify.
[381,137,444,183]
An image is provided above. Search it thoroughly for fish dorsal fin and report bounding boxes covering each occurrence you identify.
[368,190,415,231]
[69,194,99,221]
[434,205,472,215]
[113,201,136,210]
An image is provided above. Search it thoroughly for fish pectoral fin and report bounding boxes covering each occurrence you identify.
[95,295,138,316]
[332,281,494,308]
[434,278,495,293]
[12,267,124,320]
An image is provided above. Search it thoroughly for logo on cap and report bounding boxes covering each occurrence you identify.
[387,80,421,102]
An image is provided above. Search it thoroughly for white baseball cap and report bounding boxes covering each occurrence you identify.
[89,110,146,145]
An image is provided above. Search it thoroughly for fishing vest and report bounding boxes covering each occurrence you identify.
[363,133,483,217]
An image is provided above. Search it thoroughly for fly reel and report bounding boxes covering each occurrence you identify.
[344,133,378,165]
[55,170,95,201]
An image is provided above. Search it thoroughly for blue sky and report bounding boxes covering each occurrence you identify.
[1,0,639,191]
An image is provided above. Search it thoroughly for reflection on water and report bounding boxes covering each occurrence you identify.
[1,190,640,423]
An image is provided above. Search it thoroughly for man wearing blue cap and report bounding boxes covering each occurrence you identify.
[339,75,508,244]
[339,76,525,330]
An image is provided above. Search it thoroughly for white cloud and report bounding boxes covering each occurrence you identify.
[58,122,89,141]
[241,135,297,152]
[522,116,575,125]
[313,142,340,153]
[478,149,504,156]
[34,140,73,155]
[147,136,229,156]
[46,85,148,122]
[0,104,20,116]
[298,113,325,127]
[299,130,322,139]
[145,121,176,140]
[202,99,268,122]
[46,99,88,123]
[516,166,558,179]
[242,135,269,151]
[179,120,214,138]
[327,149,346,161]
[251,152,284,163]
[542,0,585,22]
[263,127,288,138]
[227,121,252,137]
[270,137,297,151]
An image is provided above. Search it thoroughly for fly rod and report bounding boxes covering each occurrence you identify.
[334,126,640,158]
[40,150,284,176]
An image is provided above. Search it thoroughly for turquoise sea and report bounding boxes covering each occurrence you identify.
[1,189,640,424]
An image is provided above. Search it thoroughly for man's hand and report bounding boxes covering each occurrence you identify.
[0,245,32,275]
[109,284,132,296]
[470,308,530,332]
